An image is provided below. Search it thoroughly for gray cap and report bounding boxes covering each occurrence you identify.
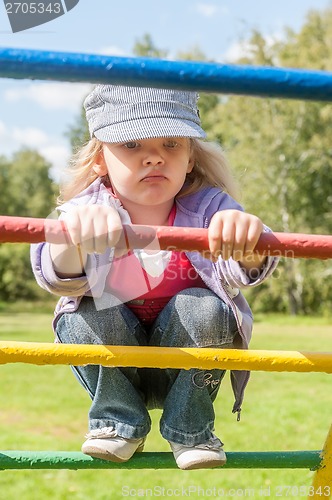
[84,85,206,143]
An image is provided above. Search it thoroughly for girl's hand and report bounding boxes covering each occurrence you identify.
[63,205,123,254]
[208,210,266,272]
[50,205,123,278]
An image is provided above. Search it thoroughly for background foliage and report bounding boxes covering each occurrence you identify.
[0,149,56,301]
[1,7,331,314]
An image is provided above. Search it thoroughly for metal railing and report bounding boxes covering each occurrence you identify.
[0,47,331,499]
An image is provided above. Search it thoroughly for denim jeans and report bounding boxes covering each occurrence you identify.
[56,288,238,446]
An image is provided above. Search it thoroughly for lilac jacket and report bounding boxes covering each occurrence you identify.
[31,178,278,416]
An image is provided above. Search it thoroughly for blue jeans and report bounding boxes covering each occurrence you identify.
[56,288,238,446]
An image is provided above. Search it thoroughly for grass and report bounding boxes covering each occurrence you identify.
[0,309,331,499]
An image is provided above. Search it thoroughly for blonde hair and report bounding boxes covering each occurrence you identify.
[180,139,238,199]
[58,138,103,203]
[58,138,238,204]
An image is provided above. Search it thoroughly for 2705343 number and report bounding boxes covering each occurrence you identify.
[5,3,61,14]
[275,485,331,497]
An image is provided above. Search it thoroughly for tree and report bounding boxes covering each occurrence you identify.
[3,148,56,217]
[206,7,332,314]
[0,148,56,301]
[66,105,90,154]
[133,33,168,59]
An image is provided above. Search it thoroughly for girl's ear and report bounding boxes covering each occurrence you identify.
[186,156,195,173]
[92,151,108,177]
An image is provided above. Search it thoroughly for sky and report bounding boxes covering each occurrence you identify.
[0,0,331,179]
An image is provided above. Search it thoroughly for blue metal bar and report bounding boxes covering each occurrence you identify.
[1,47,332,101]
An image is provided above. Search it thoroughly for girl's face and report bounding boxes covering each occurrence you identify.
[95,137,194,215]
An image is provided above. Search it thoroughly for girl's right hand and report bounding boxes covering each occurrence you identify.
[63,205,124,254]
[50,205,124,278]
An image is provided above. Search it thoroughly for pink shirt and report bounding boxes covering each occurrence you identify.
[106,205,207,325]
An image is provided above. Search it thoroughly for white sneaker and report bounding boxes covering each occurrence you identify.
[169,434,226,470]
[81,427,146,462]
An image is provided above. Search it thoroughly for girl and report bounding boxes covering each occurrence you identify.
[31,85,278,470]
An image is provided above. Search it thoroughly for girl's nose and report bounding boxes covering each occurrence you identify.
[143,149,165,167]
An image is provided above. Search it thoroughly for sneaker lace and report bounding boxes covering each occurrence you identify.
[85,427,118,439]
[195,434,224,451]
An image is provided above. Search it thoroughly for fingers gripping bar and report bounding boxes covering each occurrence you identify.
[0,215,332,259]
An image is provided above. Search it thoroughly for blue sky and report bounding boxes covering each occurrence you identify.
[0,0,331,179]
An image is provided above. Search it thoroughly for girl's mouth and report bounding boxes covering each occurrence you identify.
[141,174,166,182]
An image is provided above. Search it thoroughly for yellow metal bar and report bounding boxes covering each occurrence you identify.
[311,424,332,499]
[0,341,331,373]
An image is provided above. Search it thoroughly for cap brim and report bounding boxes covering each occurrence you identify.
[93,117,206,143]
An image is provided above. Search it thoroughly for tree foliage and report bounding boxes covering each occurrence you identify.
[0,149,56,302]
[206,8,332,314]
[66,105,90,154]
[133,33,168,59]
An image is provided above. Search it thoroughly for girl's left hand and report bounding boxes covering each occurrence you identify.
[208,210,265,267]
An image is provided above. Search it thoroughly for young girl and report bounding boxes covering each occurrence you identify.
[31,85,278,470]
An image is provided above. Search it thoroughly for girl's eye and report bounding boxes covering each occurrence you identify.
[124,142,139,149]
[165,140,178,148]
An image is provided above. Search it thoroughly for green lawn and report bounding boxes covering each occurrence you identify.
[0,310,331,499]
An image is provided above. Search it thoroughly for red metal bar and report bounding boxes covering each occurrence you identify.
[0,215,332,259]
